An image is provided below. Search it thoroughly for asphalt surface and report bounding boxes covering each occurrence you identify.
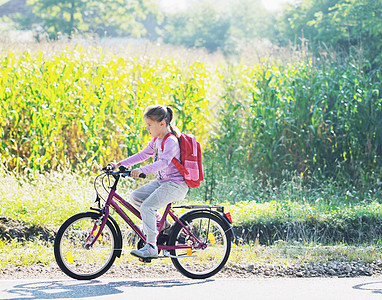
[1,277,382,300]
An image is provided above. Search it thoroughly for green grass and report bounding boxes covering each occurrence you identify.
[1,239,381,269]
[1,167,381,268]
[1,167,381,245]
[230,242,382,266]
[0,239,52,267]
[0,165,149,228]
[0,167,94,227]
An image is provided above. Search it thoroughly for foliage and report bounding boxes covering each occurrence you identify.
[2,0,382,68]
[161,0,231,53]
[0,44,381,189]
[229,200,382,245]
[202,57,382,190]
[0,43,381,193]
[0,46,214,171]
[0,166,381,246]
[279,0,382,67]
[161,0,273,54]
[3,0,382,68]
[0,239,53,267]
[0,166,93,227]
[227,0,273,40]
[7,0,162,39]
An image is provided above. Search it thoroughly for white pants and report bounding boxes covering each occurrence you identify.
[130,180,189,244]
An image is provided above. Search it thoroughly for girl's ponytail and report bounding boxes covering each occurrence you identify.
[166,106,181,138]
[143,105,182,138]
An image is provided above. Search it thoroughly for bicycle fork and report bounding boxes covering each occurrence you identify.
[83,206,111,249]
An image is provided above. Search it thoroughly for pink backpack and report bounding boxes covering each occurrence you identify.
[156,132,204,188]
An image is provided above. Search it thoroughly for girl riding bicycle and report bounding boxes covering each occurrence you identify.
[108,105,189,259]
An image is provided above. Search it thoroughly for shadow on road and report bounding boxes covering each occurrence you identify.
[5,278,213,299]
[353,280,382,295]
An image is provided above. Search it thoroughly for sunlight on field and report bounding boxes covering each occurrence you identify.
[1,239,381,269]
[0,44,218,172]
[0,239,52,267]
[0,168,95,227]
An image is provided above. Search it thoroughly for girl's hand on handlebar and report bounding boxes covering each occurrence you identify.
[107,162,121,170]
[130,168,143,178]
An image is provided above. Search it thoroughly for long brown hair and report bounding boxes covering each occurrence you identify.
[143,105,181,138]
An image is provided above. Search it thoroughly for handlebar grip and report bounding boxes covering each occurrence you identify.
[120,168,146,179]
[102,165,113,172]
[119,165,127,172]
[125,171,146,178]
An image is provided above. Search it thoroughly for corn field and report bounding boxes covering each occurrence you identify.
[0,46,215,172]
[207,59,382,187]
[0,45,381,188]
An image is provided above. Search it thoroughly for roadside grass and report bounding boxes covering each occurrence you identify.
[1,167,382,239]
[229,242,382,266]
[1,168,382,269]
[0,166,140,228]
[0,239,52,268]
[1,239,382,269]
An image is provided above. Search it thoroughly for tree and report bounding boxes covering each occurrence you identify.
[161,0,274,54]
[26,0,161,38]
[27,0,87,37]
[278,0,382,67]
[161,0,231,53]
[322,0,382,66]
[228,0,274,41]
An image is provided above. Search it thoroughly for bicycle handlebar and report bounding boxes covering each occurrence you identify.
[102,165,147,179]
[122,170,147,179]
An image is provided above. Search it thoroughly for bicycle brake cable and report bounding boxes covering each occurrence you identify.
[93,173,108,203]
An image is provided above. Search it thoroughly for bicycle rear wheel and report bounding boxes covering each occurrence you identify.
[54,212,118,280]
[168,211,232,279]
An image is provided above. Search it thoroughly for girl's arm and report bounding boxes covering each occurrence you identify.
[139,136,178,174]
[118,139,155,167]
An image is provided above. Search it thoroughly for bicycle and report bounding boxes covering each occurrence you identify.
[54,166,233,280]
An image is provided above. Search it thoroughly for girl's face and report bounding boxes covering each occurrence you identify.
[144,117,167,138]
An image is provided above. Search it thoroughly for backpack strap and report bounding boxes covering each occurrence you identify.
[160,132,173,151]
[189,134,197,157]
[172,156,189,175]
[156,132,190,176]
[153,132,174,150]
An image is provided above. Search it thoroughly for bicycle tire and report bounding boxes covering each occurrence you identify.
[54,212,118,280]
[168,211,232,279]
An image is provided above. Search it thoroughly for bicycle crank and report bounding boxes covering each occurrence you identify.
[163,250,197,258]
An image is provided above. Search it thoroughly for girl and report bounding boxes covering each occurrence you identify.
[108,105,189,259]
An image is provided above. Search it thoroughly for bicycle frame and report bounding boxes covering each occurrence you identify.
[87,177,206,253]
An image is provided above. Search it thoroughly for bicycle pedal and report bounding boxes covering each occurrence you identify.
[139,258,152,263]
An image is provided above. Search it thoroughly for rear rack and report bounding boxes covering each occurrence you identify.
[173,204,225,213]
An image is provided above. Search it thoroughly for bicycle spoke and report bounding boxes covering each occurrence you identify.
[168,212,231,279]
[54,213,118,280]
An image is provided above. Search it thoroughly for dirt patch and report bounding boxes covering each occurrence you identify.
[0,217,55,242]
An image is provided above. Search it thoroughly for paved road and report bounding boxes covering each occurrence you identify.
[0,277,381,300]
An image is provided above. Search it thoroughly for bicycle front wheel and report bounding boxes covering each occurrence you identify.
[54,212,118,280]
[168,211,232,279]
